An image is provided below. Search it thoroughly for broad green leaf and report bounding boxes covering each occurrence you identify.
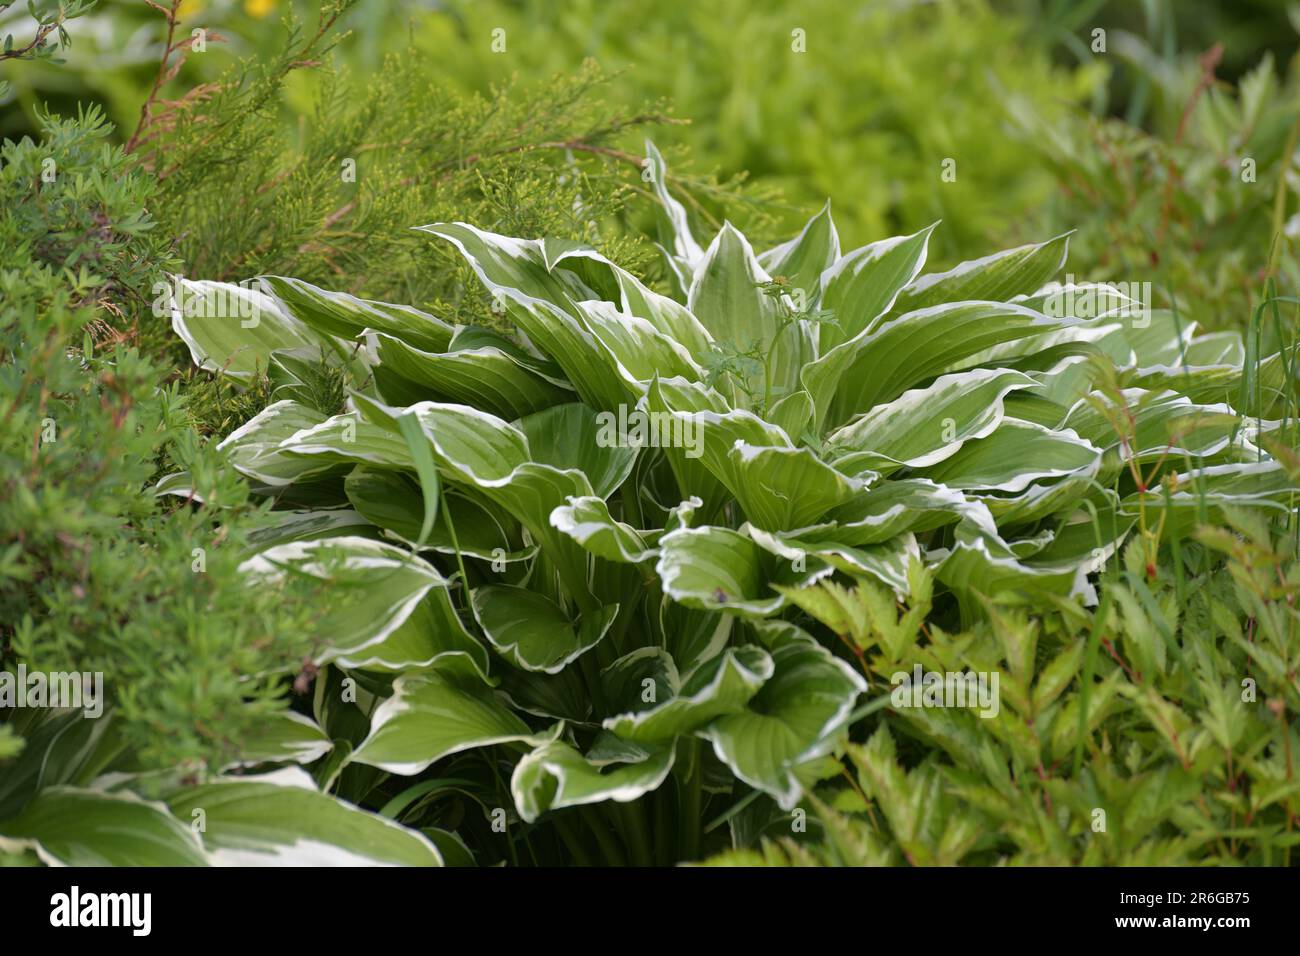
[644,139,705,288]
[224,711,333,770]
[170,278,323,381]
[920,419,1101,492]
[748,525,918,595]
[1122,460,1300,533]
[216,399,332,487]
[167,767,443,866]
[828,368,1039,475]
[701,627,866,810]
[817,222,936,348]
[261,275,453,352]
[344,468,526,560]
[349,673,538,775]
[0,787,206,866]
[239,536,445,664]
[656,525,827,618]
[575,299,705,385]
[279,411,417,471]
[471,585,618,674]
[368,329,571,420]
[809,479,975,546]
[688,222,813,402]
[603,646,774,743]
[549,495,656,564]
[417,221,607,314]
[805,301,1085,434]
[516,402,639,499]
[727,442,868,530]
[758,201,841,305]
[890,232,1071,314]
[332,587,492,680]
[511,738,675,823]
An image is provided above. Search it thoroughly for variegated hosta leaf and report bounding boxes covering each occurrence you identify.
[170,277,323,381]
[689,222,814,403]
[805,301,1088,435]
[549,494,657,565]
[727,443,870,531]
[656,525,830,617]
[700,625,867,810]
[919,419,1101,493]
[348,673,542,775]
[810,479,976,546]
[644,139,705,292]
[216,400,333,487]
[1121,460,1300,533]
[471,585,618,674]
[1062,389,1249,466]
[748,525,919,596]
[167,767,444,866]
[758,201,840,305]
[603,645,774,743]
[344,468,528,562]
[261,275,454,353]
[817,221,935,349]
[827,368,1039,476]
[223,711,333,770]
[511,737,676,823]
[367,328,571,421]
[931,514,1107,616]
[353,394,599,604]
[516,402,639,499]
[0,787,208,866]
[238,536,468,671]
[890,231,1071,315]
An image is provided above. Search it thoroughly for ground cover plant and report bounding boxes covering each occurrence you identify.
[1,0,1298,870]
[9,143,1287,866]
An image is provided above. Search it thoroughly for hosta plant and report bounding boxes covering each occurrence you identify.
[138,144,1297,865]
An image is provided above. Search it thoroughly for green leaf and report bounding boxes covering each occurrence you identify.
[516,402,639,499]
[349,673,539,775]
[689,222,813,401]
[369,329,571,420]
[471,585,618,674]
[603,646,774,742]
[701,626,866,809]
[890,232,1071,314]
[758,201,841,305]
[167,767,443,866]
[170,278,324,381]
[261,275,454,352]
[224,711,333,770]
[656,525,825,618]
[239,536,446,664]
[920,418,1101,492]
[828,368,1038,475]
[817,221,936,348]
[511,738,675,823]
[0,787,207,866]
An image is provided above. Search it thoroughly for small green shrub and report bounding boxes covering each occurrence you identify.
[92,144,1292,866]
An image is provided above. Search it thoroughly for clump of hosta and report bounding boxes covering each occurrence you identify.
[165,143,1297,861]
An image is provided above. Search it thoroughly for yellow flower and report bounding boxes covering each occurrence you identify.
[244,0,277,18]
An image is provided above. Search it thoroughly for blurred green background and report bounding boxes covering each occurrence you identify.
[4,0,1298,325]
